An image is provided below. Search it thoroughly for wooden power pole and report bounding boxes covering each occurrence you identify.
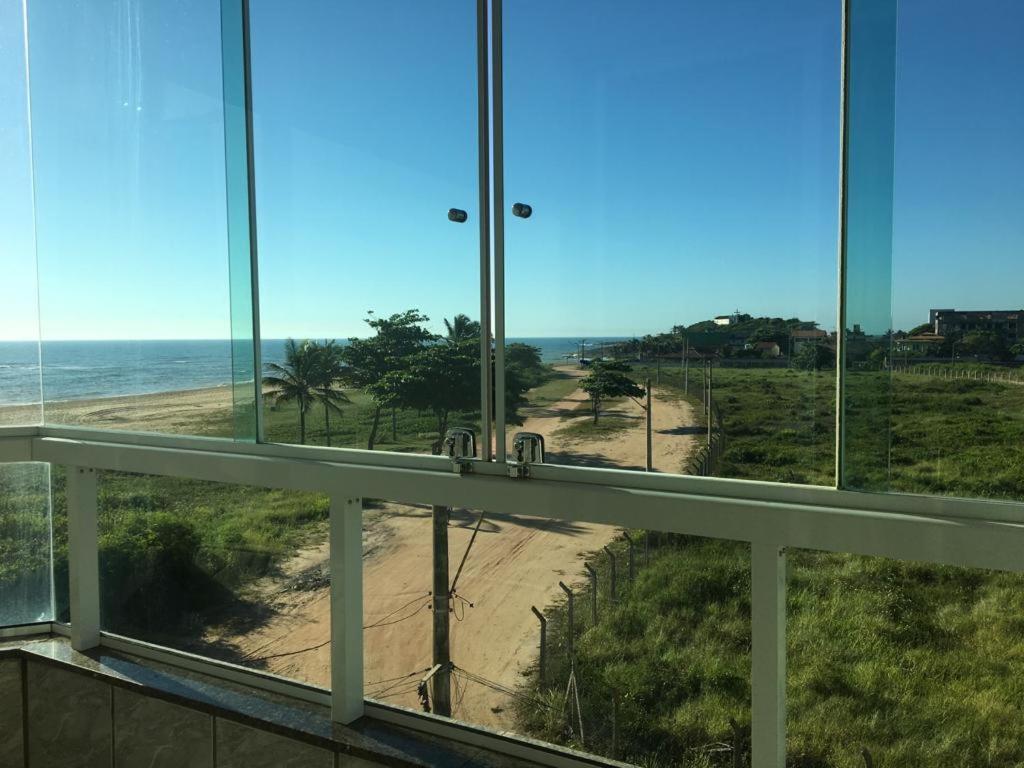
[431,504,452,716]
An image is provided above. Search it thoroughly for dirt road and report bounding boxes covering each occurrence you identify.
[212,372,697,729]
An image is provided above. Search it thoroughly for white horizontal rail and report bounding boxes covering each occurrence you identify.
[16,424,1023,525]
[19,432,1024,573]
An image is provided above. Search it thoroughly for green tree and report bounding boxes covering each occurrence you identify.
[380,339,479,452]
[311,340,350,447]
[341,310,435,450]
[580,360,645,424]
[443,313,480,344]
[792,342,834,371]
[263,339,320,444]
[959,330,1008,360]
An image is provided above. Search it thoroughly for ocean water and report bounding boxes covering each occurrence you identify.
[0,337,627,405]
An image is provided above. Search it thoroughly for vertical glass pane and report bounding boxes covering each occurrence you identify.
[840,0,897,492]
[250,2,484,453]
[24,0,256,439]
[788,550,1024,765]
[502,1,840,484]
[0,463,53,626]
[221,0,259,441]
[0,0,42,426]
[364,500,751,765]
[97,471,329,687]
[843,0,1024,500]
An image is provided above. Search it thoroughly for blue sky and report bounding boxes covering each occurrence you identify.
[1,0,1021,341]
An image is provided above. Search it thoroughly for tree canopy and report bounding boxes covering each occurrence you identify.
[580,360,645,423]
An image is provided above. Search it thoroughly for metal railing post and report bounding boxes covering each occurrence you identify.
[751,543,786,768]
[331,495,364,723]
[67,466,100,651]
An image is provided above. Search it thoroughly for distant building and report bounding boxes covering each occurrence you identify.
[713,315,734,327]
[895,333,945,355]
[930,308,1023,343]
[790,328,828,353]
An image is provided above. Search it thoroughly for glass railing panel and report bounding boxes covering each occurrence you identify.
[96,470,330,687]
[364,498,751,765]
[0,463,53,627]
[0,0,42,427]
[502,0,841,484]
[24,0,255,439]
[788,548,1024,765]
[249,1,485,454]
[842,0,1024,501]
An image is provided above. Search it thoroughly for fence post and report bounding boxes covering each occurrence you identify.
[623,532,636,583]
[612,693,620,760]
[604,546,617,602]
[559,582,575,661]
[730,717,743,768]
[531,605,547,688]
[584,563,598,624]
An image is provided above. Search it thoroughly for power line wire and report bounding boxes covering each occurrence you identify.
[449,510,486,595]
[363,592,431,629]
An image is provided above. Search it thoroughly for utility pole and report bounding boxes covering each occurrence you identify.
[431,504,451,717]
[645,378,653,472]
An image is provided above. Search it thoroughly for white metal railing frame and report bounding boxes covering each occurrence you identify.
[2,423,1024,768]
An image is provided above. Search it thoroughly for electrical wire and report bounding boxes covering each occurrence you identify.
[363,592,431,629]
[452,665,553,711]
[246,638,330,662]
[449,509,486,595]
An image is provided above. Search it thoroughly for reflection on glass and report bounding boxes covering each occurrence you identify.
[0,463,53,626]
[97,471,330,687]
[503,1,840,483]
[250,2,483,453]
[23,0,250,438]
[364,501,750,765]
[0,1,41,426]
[843,0,1024,500]
[788,549,1024,765]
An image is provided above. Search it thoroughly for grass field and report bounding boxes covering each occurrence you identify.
[516,531,1024,767]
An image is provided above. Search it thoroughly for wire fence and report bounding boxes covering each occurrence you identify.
[890,363,1024,385]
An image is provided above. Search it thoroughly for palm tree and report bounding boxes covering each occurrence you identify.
[263,338,319,444]
[311,340,350,447]
[443,314,480,344]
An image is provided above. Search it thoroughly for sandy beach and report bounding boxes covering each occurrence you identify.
[0,386,236,435]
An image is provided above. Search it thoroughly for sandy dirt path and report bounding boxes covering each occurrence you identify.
[211,372,697,729]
